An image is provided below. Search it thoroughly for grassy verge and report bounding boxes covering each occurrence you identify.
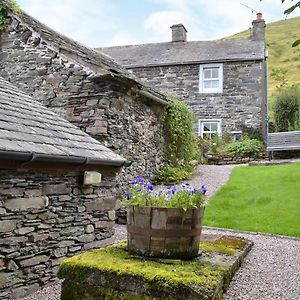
[203,163,300,237]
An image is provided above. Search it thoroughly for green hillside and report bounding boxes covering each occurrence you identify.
[230,16,300,116]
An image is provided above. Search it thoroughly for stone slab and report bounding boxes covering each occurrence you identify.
[58,234,253,300]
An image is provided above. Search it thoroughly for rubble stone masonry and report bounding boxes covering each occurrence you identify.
[0,169,117,299]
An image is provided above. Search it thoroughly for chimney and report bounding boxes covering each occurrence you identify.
[252,13,266,41]
[170,24,187,42]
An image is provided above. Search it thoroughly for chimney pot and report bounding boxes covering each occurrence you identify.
[256,12,262,21]
[170,24,187,42]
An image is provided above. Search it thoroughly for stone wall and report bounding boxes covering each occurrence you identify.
[128,61,266,135]
[0,17,166,187]
[0,168,117,299]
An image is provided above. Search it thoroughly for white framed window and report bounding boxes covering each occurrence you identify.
[199,64,223,93]
[198,119,222,140]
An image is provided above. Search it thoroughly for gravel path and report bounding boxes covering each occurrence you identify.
[21,164,300,300]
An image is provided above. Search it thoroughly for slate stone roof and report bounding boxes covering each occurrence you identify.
[7,5,167,104]
[0,77,125,166]
[96,38,266,68]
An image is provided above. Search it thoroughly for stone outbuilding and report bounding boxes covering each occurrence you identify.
[0,2,169,188]
[98,13,268,141]
[0,77,126,299]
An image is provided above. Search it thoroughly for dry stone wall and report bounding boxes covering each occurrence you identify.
[0,169,117,299]
[0,18,166,187]
[128,62,265,134]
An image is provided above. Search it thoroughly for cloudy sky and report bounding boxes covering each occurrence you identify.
[17,0,300,47]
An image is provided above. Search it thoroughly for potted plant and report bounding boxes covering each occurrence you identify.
[125,176,206,259]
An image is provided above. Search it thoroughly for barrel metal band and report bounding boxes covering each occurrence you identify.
[127,225,201,238]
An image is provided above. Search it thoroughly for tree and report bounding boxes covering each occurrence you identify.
[282,0,300,47]
[273,85,300,132]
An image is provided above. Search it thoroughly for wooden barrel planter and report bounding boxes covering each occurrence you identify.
[127,205,205,259]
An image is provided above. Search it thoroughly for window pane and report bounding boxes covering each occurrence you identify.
[211,80,219,88]
[204,81,211,89]
[211,68,219,78]
[203,123,210,132]
[204,69,211,79]
[210,123,218,132]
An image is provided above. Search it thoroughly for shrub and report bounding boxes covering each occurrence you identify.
[163,95,200,165]
[273,85,300,132]
[226,138,264,157]
[155,95,200,183]
[153,164,196,184]
[240,125,263,141]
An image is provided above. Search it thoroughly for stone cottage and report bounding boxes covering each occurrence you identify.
[98,13,268,141]
[0,76,126,299]
[0,2,168,188]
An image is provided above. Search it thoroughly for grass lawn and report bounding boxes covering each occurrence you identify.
[203,163,300,237]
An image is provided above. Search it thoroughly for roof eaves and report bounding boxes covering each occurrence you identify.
[123,57,266,69]
[0,150,126,168]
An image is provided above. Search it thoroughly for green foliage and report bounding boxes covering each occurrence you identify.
[163,95,199,165]
[204,163,300,237]
[282,0,300,16]
[226,137,264,156]
[240,125,263,141]
[273,85,300,131]
[155,95,199,183]
[153,164,195,184]
[271,67,288,91]
[0,0,20,32]
[124,179,205,209]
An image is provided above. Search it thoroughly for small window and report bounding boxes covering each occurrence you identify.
[198,119,222,141]
[199,64,223,93]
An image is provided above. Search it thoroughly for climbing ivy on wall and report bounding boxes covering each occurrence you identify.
[154,95,200,183]
[163,95,199,165]
[0,0,20,32]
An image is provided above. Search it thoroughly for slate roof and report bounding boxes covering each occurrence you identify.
[96,38,266,68]
[0,77,125,167]
[6,5,167,104]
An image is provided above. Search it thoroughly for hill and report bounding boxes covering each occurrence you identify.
[229,16,300,116]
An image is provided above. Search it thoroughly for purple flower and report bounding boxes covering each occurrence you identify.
[188,187,197,195]
[169,185,176,195]
[125,191,132,200]
[132,176,146,186]
[201,185,207,195]
[181,182,190,189]
[146,183,154,191]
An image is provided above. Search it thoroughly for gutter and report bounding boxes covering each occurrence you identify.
[137,89,169,106]
[0,150,126,168]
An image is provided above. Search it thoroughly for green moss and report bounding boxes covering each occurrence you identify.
[200,237,246,256]
[58,238,247,299]
[58,242,224,286]
[0,0,20,32]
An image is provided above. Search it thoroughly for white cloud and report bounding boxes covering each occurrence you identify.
[105,32,139,47]
[144,10,191,42]
[18,0,118,47]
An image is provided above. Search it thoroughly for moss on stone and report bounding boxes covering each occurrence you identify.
[199,237,246,256]
[58,237,249,299]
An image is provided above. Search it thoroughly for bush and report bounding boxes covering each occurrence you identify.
[226,138,264,157]
[153,164,196,184]
[164,95,200,165]
[274,85,300,132]
[155,95,200,183]
[240,125,263,141]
